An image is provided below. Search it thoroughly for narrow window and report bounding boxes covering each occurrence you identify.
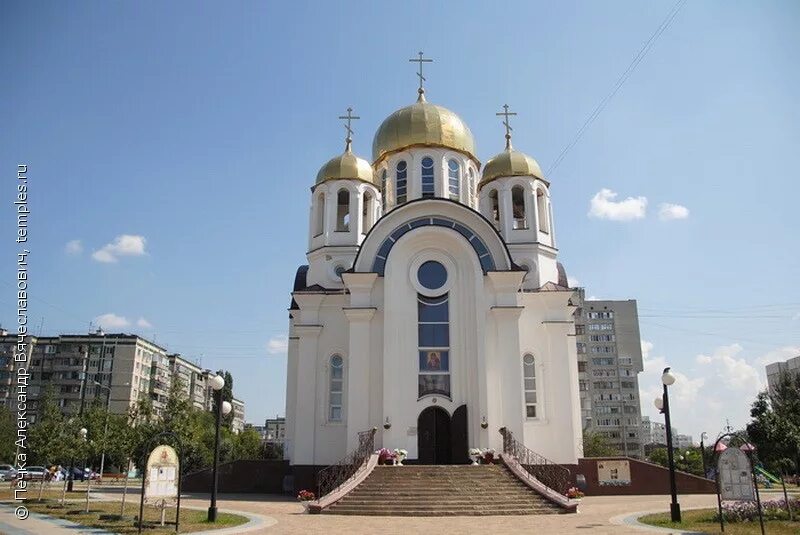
[418,294,451,398]
[329,354,344,421]
[523,354,537,418]
[396,161,408,204]
[336,189,350,232]
[421,157,435,198]
[537,189,548,233]
[314,192,325,236]
[512,186,527,229]
[381,169,388,211]
[489,189,500,228]
[362,191,374,231]
[448,159,460,200]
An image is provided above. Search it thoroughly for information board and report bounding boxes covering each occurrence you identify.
[718,447,754,501]
[597,460,631,486]
[143,444,179,504]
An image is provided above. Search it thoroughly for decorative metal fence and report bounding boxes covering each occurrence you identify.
[499,427,572,494]
[316,427,377,498]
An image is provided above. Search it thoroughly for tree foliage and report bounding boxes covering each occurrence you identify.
[648,446,704,476]
[582,431,620,457]
[746,372,800,475]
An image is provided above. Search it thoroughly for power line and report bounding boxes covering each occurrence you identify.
[547,0,687,175]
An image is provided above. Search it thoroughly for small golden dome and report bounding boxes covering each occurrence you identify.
[479,148,545,189]
[372,94,477,165]
[316,143,375,185]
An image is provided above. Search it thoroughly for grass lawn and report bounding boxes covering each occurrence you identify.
[15,499,248,534]
[640,508,799,535]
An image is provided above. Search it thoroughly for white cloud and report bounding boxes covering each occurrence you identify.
[658,203,690,221]
[266,335,289,355]
[94,313,130,330]
[753,345,800,367]
[65,240,83,255]
[136,318,153,329]
[567,276,580,288]
[588,188,647,221]
[92,235,147,263]
[695,344,763,391]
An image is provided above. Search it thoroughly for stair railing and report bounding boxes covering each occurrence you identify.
[499,427,572,494]
[317,427,377,499]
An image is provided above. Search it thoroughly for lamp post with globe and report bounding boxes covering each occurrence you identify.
[654,367,681,523]
[207,374,232,522]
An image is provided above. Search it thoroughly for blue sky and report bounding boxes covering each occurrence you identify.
[2,1,798,441]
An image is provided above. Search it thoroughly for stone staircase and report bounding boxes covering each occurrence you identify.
[323,464,566,516]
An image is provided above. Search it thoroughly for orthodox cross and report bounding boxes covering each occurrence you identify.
[338,107,360,150]
[409,51,433,96]
[496,104,517,149]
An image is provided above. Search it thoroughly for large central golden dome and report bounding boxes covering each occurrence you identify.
[372,94,476,165]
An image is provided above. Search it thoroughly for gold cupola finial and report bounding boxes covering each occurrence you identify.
[409,51,433,102]
[338,106,360,153]
[496,103,517,151]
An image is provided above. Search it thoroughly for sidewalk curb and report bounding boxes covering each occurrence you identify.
[610,510,704,534]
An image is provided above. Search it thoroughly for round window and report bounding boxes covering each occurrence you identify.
[523,354,535,366]
[417,260,447,291]
[331,355,343,368]
[334,265,346,279]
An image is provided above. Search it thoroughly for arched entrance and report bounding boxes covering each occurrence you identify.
[417,406,451,464]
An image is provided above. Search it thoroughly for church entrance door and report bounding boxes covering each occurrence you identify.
[417,406,451,464]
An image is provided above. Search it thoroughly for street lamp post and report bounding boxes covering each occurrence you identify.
[699,432,708,478]
[654,367,681,523]
[207,374,232,522]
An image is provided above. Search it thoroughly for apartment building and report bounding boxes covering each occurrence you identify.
[2,331,244,425]
[168,353,211,411]
[265,416,286,445]
[231,398,245,434]
[766,355,800,392]
[576,293,645,458]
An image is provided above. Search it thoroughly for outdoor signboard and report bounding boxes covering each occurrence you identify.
[143,444,180,504]
[718,447,755,501]
[597,460,631,486]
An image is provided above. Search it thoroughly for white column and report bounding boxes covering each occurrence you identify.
[492,306,525,440]
[499,185,513,238]
[292,324,322,465]
[324,186,337,245]
[343,307,376,451]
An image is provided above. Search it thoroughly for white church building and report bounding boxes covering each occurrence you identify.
[285,77,583,471]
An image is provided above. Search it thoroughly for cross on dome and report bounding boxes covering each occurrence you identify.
[338,107,360,152]
[496,104,517,150]
[409,51,433,101]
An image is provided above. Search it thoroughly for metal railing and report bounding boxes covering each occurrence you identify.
[499,427,572,495]
[316,427,376,499]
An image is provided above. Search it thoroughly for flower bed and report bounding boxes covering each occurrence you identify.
[716,498,800,523]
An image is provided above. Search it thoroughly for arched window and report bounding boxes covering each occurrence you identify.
[329,354,344,421]
[336,189,350,231]
[421,157,435,198]
[489,189,500,228]
[448,159,460,200]
[512,186,527,229]
[381,169,388,211]
[396,161,407,204]
[523,354,537,418]
[314,192,325,237]
[362,191,374,231]
[537,189,548,233]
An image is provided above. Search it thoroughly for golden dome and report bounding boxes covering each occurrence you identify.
[316,142,375,185]
[479,147,546,189]
[372,94,477,164]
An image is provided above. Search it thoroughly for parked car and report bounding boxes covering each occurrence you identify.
[23,466,47,481]
[0,465,17,481]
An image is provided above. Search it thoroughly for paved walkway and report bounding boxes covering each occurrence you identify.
[0,493,719,535]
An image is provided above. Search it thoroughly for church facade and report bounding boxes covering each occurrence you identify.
[285,83,583,470]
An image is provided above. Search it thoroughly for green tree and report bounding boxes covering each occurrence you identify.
[231,428,263,460]
[747,372,800,475]
[648,447,703,476]
[0,406,16,462]
[582,431,620,457]
[28,387,73,465]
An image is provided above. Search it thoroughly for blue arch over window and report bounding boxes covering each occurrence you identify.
[371,217,497,275]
